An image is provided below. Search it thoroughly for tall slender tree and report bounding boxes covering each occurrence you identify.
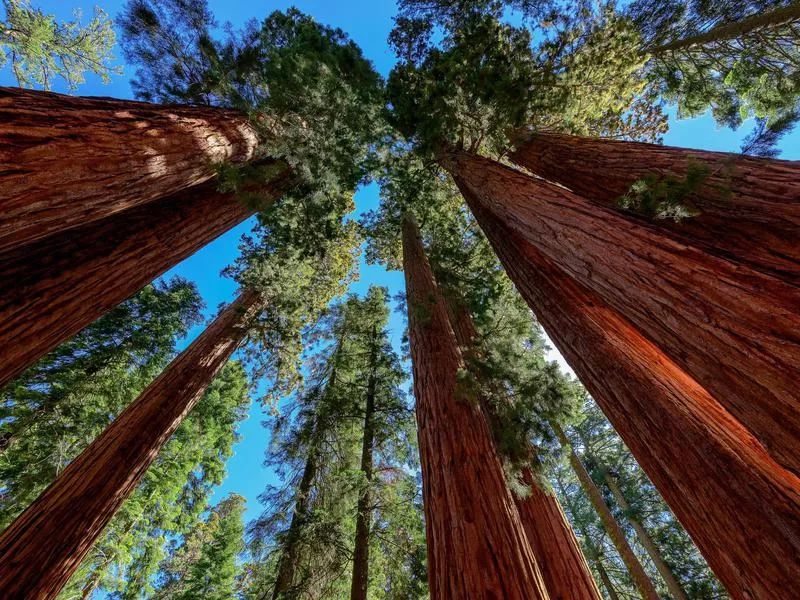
[401,212,550,599]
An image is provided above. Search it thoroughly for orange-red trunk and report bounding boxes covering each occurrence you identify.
[402,214,550,600]
[0,291,260,599]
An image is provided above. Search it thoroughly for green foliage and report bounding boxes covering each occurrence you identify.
[740,110,799,157]
[57,361,251,599]
[0,0,119,89]
[616,160,710,221]
[245,287,426,599]
[629,0,800,131]
[153,493,247,600]
[119,2,386,195]
[387,1,668,158]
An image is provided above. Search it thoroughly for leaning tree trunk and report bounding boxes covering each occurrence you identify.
[601,472,689,600]
[440,286,599,600]
[555,473,622,600]
[0,87,258,252]
[509,131,800,285]
[649,3,800,54]
[350,327,379,600]
[459,192,800,599]
[443,149,800,476]
[0,165,291,391]
[0,291,261,600]
[515,468,603,600]
[552,425,660,600]
[402,213,550,600]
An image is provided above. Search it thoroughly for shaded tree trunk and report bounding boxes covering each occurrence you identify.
[0,165,291,391]
[515,468,603,600]
[509,131,800,284]
[594,559,620,600]
[440,286,599,600]
[350,326,379,600]
[458,191,800,599]
[271,448,318,600]
[0,87,258,253]
[650,4,800,54]
[601,472,689,600]
[402,213,550,600]
[552,424,660,600]
[443,149,800,476]
[0,291,260,600]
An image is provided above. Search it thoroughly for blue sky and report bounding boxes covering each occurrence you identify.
[3,0,799,526]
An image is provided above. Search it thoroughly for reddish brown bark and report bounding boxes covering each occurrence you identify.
[515,468,603,600]
[509,131,800,284]
[552,425,659,600]
[402,213,550,600]
[443,150,800,476]
[0,167,290,391]
[0,291,260,600]
[0,87,258,252]
[439,286,599,600]
[463,195,800,599]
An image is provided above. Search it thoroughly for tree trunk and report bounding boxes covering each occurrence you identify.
[515,468,603,600]
[0,291,260,600]
[271,448,318,600]
[649,4,800,54]
[460,192,800,599]
[439,285,599,600]
[555,474,621,600]
[0,165,290,391]
[401,213,550,600]
[350,327,379,600]
[0,87,258,252]
[552,424,660,600]
[601,473,689,600]
[443,149,800,476]
[271,333,346,600]
[509,131,800,285]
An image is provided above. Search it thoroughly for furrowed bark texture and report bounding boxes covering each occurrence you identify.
[462,194,800,599]
[402,214,550,600]
[602,473,689,600]
[440,286,599,600]
[0,87,258,252]
[0,291,260,600]
[552,426,659,600]
[515,468,603,600]
[444,150,800,476]
[0,166,290,390]
[510,131,800,285]
[350,328,379,600]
